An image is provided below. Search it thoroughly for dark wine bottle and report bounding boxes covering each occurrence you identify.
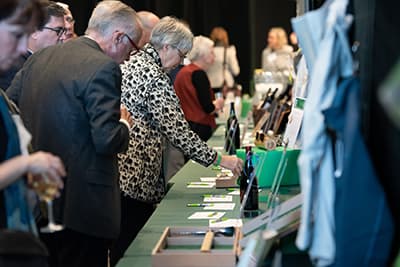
[277,82,292,101]
[239,146,259,213]
[224,102,240,155]
[259,88,271,109]
[262,88,279,110]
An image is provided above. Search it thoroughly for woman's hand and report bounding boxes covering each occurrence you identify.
[219,155,243,177]
[213,98,224,112]
[26,152,66,190]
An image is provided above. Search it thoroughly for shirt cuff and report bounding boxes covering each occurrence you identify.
[119,118,130,129]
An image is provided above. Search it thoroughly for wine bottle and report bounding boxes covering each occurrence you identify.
[224,102,240,155]
[262,88,279,110]
[239,146,259,213]
[277,82,292,101]
[258,88,271,109]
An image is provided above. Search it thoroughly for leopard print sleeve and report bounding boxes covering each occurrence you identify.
[147,76,217,167]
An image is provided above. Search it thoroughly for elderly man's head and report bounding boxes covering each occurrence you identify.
[85,0,142,64]
[137,11,159,48]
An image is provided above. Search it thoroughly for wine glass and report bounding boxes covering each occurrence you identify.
[32,175,64,233]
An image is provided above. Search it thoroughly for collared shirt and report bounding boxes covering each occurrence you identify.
[119,44,217,203]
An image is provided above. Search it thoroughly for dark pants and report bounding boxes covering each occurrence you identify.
[40,228,111,267]
[109,195,155,267]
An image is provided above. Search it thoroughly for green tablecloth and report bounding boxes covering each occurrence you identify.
[116,126,301,267]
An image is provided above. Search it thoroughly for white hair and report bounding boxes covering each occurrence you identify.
[150,16,193,54]
[187,35,214,61]
[85,0,142,43]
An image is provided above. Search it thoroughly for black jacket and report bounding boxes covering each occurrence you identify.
[7,37,129,239]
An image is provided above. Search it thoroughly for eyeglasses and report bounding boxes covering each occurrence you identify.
[175,47,186,60]
[42,26,66,37]
[124,34,140,55]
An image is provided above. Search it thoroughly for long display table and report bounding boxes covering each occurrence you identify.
[116,126,304,267]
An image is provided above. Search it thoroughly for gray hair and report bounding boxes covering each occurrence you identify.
[187,35,214,61]
[150,16,193,54]
[85,0,142,43]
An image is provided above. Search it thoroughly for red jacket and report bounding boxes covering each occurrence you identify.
[174,64,216,129]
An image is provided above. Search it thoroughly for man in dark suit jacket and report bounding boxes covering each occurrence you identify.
[6,1,142,266]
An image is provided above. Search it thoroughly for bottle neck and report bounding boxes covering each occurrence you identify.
[229,102,236,116]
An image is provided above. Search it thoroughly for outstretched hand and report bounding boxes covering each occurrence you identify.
[220,155,243,177]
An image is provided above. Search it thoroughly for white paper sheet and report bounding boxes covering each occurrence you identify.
[203,203,236,211]
[209,218,243,228]
[187,182,215,188]
[203,195,233,202]
[228,189,240,195]
[200,177,218,182]
[188,212,225,220]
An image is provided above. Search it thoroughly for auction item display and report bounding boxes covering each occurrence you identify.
[152,226,241,267]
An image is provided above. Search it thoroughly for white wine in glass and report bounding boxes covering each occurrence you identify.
[32,177,64,233]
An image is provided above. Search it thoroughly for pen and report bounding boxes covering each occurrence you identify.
[211,217,228,223]
[207,212,218,217]
[187,182,212,186]
[187,203,214,207]
[226,188,238,192]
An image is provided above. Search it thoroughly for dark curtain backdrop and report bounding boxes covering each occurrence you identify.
[60,0,296,94]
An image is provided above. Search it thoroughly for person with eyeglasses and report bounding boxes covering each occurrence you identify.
[0,0,66,266]
[0,1,66,91]
[6,1,141,266]
[110,16,243,266]
[56,2,78,41]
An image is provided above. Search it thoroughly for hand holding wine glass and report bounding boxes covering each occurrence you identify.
[26,151,66,187]
[26,152,66,233]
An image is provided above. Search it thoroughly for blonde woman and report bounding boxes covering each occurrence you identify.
[206,26,240,94]
[261,27,293,72]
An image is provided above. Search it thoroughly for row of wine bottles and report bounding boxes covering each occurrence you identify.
[259,84,292,136]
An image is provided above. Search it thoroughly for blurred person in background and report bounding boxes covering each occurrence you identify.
[175,35,224,142]
[261,27,293,72]
[289,31,302,72]
[206,26,240,95]
[111,16,242,266]
[56,2,77,41]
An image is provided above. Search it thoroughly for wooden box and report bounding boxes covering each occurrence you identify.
[215,176,238,188]
[152,226,241,267]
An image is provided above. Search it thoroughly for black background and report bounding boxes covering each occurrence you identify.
[61,0,297,94]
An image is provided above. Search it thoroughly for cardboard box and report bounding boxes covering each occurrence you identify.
[152,226,241,267]
[236,147,300,188]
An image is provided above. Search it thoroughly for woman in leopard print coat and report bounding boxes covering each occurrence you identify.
[110,17,243,265]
